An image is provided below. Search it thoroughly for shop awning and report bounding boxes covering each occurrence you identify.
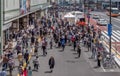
[64,13,75,18]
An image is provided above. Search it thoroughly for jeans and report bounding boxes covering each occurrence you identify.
[3,63,7,70]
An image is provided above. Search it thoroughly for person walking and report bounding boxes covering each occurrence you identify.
[49,39,53,49]
[77,45,81,58]
[23,68,27,76]
[97,52,102,68]
[8,58,15,76]
[24,50,29,64]
[31,35,35,46]
[61,36,65,51]
[2,54,8,70]
[0,68,7,76]
[33,56,39,71]
[28,66,32,76]
[42,38,47,56]
[73,41,77,51]
[87,40,91,52]
[48,56,55,73]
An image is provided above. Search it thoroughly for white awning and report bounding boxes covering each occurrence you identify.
[64,13,75,18]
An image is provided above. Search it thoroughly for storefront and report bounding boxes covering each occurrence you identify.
[36,10,41,19]
[2,3,50,49]
[3,22,12,46]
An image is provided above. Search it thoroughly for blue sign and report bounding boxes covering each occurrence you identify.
[107,24,112,36]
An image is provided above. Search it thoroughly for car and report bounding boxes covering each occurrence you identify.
[97,19,108,26]
[92,14,99,19]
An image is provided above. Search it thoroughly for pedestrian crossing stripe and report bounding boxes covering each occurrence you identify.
[102,30,120,42]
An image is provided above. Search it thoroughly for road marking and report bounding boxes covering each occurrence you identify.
[102,30,120,42]
[111,31,120,42]
[112,31,120,41]
[101,64,106,72]
[113,25,120,29]
[102,31,115,42]
[110,69,115,72]
[113,18,120,22]
[117,30,120,34]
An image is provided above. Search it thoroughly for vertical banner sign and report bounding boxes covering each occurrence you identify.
[26,0,30,12]
[20,0,31,15]
[107,24,112,36]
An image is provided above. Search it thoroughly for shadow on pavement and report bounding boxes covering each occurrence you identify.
[66,60,76,63]
[75,57,80,59]
[94,66,100,69]
[44,71,52,73]
[73,53,78,55]
[84,51,89,52]
[32,69,38,72]
[70,49,75,51]
[38,55,46,57]
[58,50,64,52]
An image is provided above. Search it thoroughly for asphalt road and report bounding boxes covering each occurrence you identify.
[27,37,120,76]
[90,11,120,30]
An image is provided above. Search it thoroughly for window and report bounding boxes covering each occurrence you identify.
[5,0,8,8]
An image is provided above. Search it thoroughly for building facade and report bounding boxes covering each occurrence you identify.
[1,0,51,56]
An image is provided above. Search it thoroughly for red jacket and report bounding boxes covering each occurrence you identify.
[23,69,27,76]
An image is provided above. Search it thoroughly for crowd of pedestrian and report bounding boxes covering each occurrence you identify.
[0,7,107,76]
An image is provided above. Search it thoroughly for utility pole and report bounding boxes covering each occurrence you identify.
[88,0,90,26]
[109,0,112,57]
[84,0,85,19]
[0,0,3,56]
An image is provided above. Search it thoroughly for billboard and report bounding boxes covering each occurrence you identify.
[20,0,31,14]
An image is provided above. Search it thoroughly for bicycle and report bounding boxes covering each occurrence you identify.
[102,54,116,69]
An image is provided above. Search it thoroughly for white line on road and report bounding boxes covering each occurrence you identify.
[114,25,120,29]
[101,64,106,72]
[113,18,120,22]
[112,31,120,41]
[110,69,115,72]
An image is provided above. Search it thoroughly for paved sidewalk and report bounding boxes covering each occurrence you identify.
[86,15,120,68]
[103,41,120,68]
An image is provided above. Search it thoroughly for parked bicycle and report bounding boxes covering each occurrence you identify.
[102,54,116,69]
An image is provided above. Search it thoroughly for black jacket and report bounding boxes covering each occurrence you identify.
[49,57,55,69]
